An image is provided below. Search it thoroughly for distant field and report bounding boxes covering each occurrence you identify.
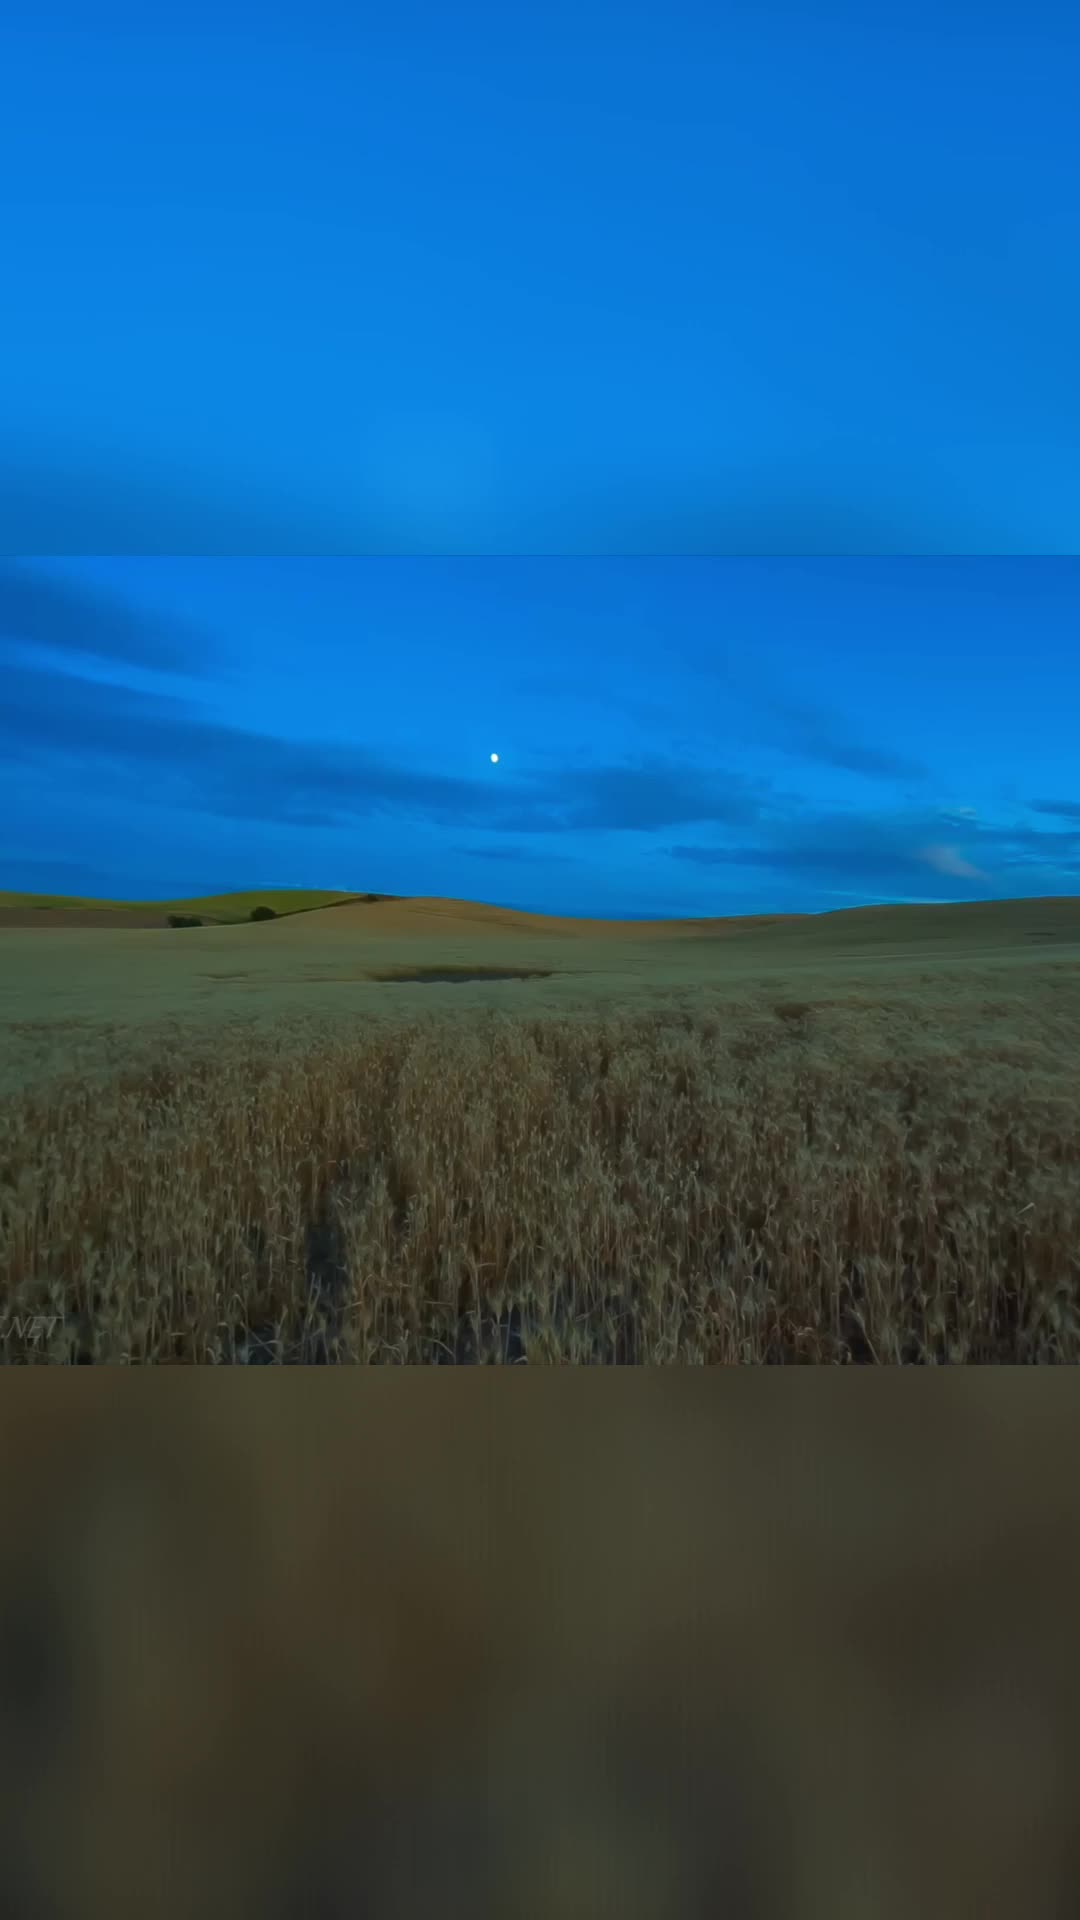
[0,887,402,928]
[2,889,1078,1363]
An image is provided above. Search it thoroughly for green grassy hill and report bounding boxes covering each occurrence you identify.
[149,889,374,922]
[0,888,394,925]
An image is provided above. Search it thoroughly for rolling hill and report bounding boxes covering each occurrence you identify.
[0,887,1078,954]
[0,889,401,928]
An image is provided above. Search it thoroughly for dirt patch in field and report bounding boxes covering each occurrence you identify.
[366,966,556,985]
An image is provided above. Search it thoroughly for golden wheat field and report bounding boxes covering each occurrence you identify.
[2,890,1079,1363]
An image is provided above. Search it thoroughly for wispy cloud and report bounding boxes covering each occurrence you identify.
[454,845,575,864]
[759,694,925,781]
[0,561,212,672]
[527,640,928,786]
[1029,797,1080,823]
[667,803,1072,896]
[0,657,769,837]
[917,843,986,879]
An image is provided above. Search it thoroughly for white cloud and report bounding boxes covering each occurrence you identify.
[917,842,986,879]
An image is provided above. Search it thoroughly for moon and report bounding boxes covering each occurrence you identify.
[490,752,499,763]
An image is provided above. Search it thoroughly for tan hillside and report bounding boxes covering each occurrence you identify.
[266,894,810,941]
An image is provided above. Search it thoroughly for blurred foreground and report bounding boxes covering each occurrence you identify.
[0,1384,1077,1917]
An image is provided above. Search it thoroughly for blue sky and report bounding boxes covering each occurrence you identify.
[3,556,1079,917]
[3,0,1077,552]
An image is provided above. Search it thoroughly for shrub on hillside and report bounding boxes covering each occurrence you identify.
[250,905,277,921]
[166,914,203,928]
